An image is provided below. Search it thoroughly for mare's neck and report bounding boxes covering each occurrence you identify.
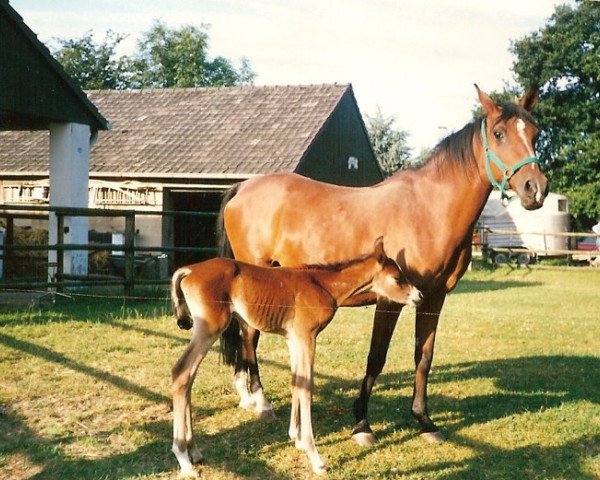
[312,256,379,305]
[402,138,492,233]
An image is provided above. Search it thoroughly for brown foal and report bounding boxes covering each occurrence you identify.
[170,238,422,476]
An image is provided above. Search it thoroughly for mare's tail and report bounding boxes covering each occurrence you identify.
[217,183,241,366]
[216,183,240,258]
[171,267,193,330]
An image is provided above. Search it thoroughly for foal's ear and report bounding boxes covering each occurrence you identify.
[374,236,386,263]
[474,84,500,116]
[519,86,539,112]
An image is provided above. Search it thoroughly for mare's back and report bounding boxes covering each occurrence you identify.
[225,172,421,266]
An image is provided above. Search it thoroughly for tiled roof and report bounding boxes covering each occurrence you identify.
[0,84,351,177]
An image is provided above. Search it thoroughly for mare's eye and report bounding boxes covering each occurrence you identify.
[494,130,505,141]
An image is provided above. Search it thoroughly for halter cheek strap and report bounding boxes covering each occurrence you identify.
[481,118,540,204]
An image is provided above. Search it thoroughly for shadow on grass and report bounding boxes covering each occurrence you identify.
[2,326,598,479]
[451,278,542,294]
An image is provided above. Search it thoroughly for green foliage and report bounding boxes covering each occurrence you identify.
[509,1,600,229]
[52,30,132,89]
[365,107,412,176]
[52,21,255,90]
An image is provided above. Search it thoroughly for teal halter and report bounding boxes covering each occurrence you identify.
[480,117,540,203]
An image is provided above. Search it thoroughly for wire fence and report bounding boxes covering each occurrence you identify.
[0,204,599,306]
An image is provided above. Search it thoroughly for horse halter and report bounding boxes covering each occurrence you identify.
[480,117,540,204]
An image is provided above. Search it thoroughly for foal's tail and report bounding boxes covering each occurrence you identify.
[216,183,241,366]
[171,267,193,330]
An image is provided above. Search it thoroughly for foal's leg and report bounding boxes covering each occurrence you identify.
[172,321,218,477]
[352,298,402,446]
[412,290,446,442]
[286,336,301,446]
[293,334,326,475]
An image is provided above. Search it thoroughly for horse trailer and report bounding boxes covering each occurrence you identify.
[477,191,571,263]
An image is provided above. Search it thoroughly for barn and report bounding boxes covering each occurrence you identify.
[0,0,109,278]
[0,84,382,270]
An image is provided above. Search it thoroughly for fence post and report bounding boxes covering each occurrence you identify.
[56,213,65,293]
[124,213,135,297]
[5,216,14,279]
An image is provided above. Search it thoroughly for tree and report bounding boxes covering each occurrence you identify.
[508,1,600,229]
[52,31,132,89]
[365,107,412,176]
[52,21,255,90]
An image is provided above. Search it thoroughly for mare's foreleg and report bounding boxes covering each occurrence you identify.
[412,291,446,442]
[352,299,402,446]
[172,321,218,477]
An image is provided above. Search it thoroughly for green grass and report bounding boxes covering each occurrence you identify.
[0,267,599,479]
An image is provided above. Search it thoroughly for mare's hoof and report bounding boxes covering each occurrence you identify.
[352,431,377,446]
[312,463,328,476]
[238,398,257,410]
[420,430,446,443]
[189,446,204,465]
[256,408,276,421]
[352,420,377,446]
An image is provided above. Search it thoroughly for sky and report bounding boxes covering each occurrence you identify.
[10,0,570,152]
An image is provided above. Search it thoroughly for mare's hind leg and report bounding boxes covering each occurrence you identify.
[352,298,402,446]
[172,320,219,477]
[232,324,255,410]
[238,322,273,417]
[412,290,446,443]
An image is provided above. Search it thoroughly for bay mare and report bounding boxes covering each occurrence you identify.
[218,86,549,445]
[170,238,422,476]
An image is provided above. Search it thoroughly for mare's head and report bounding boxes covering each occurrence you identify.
[371,237,423,307]
[476,85,548,210]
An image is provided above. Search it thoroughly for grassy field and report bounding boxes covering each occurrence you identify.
[0,266,599,479]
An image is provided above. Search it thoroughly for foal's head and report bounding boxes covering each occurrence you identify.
[371,238,423,307]
[476,85,549,210]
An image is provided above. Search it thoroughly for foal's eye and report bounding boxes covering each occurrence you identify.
[494,130,505,141]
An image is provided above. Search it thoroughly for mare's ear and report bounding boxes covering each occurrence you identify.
[519,86,539,111]
[374,236,386,263]
[474,84,500,116]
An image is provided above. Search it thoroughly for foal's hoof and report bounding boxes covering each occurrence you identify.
[352,420,377,446]
[312,463,328,476]
[420,430,446,443]
[178,467,199,479]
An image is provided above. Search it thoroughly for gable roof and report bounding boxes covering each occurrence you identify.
[0,0,108,131]
[0,84,353,178]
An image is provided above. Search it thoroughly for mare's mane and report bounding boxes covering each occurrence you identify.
[418,102,538,173]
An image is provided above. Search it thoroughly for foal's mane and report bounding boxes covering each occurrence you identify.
[420,102,538,173]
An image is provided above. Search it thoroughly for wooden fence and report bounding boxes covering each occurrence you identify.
[0,204,217,295]
[1,204,598,297]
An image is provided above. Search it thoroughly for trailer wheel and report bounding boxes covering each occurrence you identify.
[493,253,508,266]
[517,253,533,266]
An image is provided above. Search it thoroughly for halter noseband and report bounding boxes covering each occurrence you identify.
[481,117,540,203]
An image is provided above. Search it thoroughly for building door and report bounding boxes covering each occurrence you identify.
[171,191,223,268]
